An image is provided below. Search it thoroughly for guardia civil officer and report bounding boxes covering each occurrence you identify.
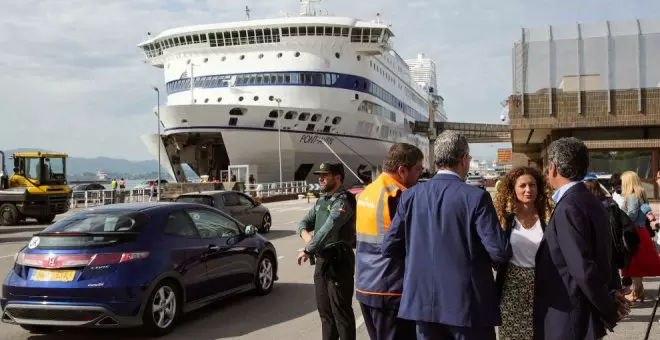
[296,162,357,340]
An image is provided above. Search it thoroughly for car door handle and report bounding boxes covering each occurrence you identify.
[208,244,221,251]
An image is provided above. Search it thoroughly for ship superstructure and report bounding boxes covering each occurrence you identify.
[139,1,447,185]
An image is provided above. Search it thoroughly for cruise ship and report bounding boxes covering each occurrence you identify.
[139,0,447,186]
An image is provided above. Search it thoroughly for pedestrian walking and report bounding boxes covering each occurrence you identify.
[381,131,511,340]
[355,143,423,340]
[296,162,357,340]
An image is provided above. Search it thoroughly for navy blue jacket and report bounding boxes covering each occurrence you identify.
[533,182,618,340]
[381,173,512,327]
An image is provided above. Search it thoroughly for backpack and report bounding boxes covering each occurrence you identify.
[607,202,640,265]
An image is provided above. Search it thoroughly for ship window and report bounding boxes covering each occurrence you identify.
[285,111,297,120]
[258,53,264,59]
[299,26,307,36]
[323,126,331,133]
[253,96,259,101]
[231,31,239,45]
[229,117,238,126]
[311,114,322,122]
[256,29,264,44]
[316,26,323,35]
[282,27,290,37]
[277,52,282,58]
[209,33,217,47]
[255,74,263,83]
[203,58,208,63]
[290,27,298,36]
[230,108,245,115]
[268,110,279,118]
[240,55,245,60]
[238,96,244,102]
[306,124,315,131]
[239,30,247,44]
[193,35,200,43]
[200,34,207,43]
[186,35,193,44]
[294,52,300,57]
[284,74,291,83]
[223,32,232,46]
[332,117,342,125]
[247,29,255,44]
[324,74,332,86]
[298,112,310,121]
[221,56,226,61]
[325,26,333,36]
[204,98,209,103]
[362,29,370,43]
[335,52,341,59]
[217,97,222,102]
[351,28,361,42]
[272,28,280,42]
[342,28,349,37]
[264,28,272,43]
[333,27,341,36]
[270,75,277,83]
[324,116,330,123]
[264,120,275,128]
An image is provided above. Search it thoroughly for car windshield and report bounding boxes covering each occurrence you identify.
[467,176,482,180]
[33,211,147,249]
[175,195,214,206]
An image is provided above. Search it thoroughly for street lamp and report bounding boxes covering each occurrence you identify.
[274,98,283,187]
[153,86,161,202]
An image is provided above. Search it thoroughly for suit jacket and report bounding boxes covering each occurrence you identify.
[534,182,618,340]
[381,173,512,327]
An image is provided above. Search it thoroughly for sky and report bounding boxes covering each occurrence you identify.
[0,0,657,161]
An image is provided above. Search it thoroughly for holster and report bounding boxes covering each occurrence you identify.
[318,243,353,281]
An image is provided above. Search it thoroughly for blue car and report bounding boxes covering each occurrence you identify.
[1,202,278,336]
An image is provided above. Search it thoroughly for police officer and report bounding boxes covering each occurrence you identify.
[296,162,357,340]
[355,143,423,340]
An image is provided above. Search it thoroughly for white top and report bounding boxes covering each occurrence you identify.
[612,192,625,209]
[509,218,543,268]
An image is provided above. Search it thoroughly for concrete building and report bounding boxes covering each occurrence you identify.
[507,19,660,199]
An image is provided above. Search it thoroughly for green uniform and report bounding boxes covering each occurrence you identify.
[296,187,356,254]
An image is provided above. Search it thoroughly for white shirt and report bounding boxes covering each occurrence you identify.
[612,192,624,209]
[510,218,543,268]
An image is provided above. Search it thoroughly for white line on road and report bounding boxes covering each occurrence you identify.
[0,254,15,259]
[277,256,284,259]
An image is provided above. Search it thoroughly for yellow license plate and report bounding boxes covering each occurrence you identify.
[31,269,76,282]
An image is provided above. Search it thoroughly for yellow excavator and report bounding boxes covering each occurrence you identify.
[0,151,72,226]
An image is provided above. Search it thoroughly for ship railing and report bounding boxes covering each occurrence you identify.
[69,189,151,208]
[244,181,309,197]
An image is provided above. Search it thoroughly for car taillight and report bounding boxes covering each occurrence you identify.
[15,252,149,269]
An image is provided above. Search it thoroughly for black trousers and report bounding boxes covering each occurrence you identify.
[415,321,496,340]
[360,303,416,340]
[314,253,356,340]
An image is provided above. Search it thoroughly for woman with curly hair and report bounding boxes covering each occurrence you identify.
[493,166,552,340]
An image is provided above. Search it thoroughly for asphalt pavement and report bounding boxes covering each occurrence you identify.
[0,195,657,339]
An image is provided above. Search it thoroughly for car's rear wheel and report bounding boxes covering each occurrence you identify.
[19,325,56,334]
[253,253,274,295]
[141,280,180,336]
[260,213,272,233]
[0,203,19,226]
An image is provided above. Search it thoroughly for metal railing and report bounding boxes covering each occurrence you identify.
[68,181,310,208]
[244,181,309,197]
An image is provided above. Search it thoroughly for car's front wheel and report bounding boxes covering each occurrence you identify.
[260,213,272,233]
[253,254,275,295]
[141,280,180,336]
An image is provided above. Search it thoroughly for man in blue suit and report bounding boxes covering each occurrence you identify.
[381,130,512,340]
[534,137,627,340]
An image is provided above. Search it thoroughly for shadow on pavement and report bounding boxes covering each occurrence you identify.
[0,227,45,235]
[0,236,33,244]
[263,229,296,241]
[25,282,317,340]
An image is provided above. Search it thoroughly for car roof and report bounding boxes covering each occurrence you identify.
[178,190,227,197]
[73,202,212,214]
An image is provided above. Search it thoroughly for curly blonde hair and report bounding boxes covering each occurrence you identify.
[494,166,553,229]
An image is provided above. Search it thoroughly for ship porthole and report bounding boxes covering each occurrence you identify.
[277,52,282,58]
[239,96,244,101]
[294,52,300,57]
[240,55,245,60]
[253,96,259,101]
[203,58,208,63]
[258,53,264,59]
[335,52,341,59]
[204,98,209,103]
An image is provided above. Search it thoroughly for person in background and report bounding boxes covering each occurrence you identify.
[381,130,511,340]
[620,171,660,303]
[609,173,624,208]
[583,173,630,294]
[534,137,626,340]
[355,143,423,340]
[111,178,117,190]
[493,166,551,340]
[119,178,125,189]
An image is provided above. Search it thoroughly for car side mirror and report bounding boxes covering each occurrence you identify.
[245,225,257,236]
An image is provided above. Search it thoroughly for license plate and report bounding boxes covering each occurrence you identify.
[31,269,76,282]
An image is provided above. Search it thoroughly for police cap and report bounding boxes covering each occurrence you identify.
[313,162,345,177]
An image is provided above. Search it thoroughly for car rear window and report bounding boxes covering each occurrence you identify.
[31,211,148,249]
[175,195,214,206]
[467,176,482,180]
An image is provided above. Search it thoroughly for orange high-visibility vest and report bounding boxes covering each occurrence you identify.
[355,173,406,301]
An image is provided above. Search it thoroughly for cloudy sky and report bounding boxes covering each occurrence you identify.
[0,0,656,161]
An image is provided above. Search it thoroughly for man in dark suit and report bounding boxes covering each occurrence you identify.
[381,130,511,340]
[534,137,628,340]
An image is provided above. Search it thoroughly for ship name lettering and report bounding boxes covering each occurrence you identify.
[298,135,333,145]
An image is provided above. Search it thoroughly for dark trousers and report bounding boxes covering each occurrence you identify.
[360,303,415,340]
[314,254,356,340]
[415,321,496,340]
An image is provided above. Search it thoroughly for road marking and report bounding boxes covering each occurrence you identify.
[356,315,364,330]
[277,256,284,259]
[0,254,16,259]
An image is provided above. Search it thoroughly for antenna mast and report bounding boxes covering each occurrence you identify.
[245,5,251,20]
[299,0,321,16]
